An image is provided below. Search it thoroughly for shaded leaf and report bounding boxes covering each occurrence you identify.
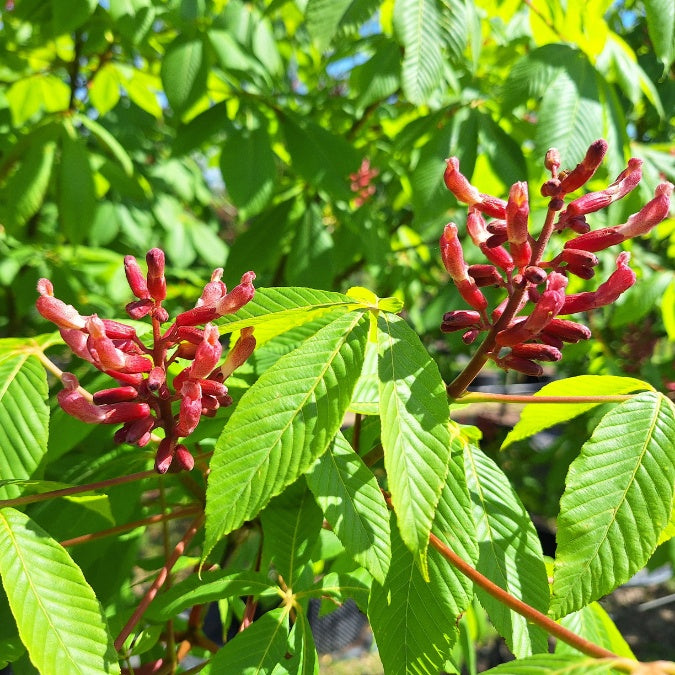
[465,444,549,657]
[205,311,369,556]
[484,653,626,674]
[0,507,119,674]
[502,376,653,449]
[160,36,207,115]
[286,611,319,675]
[551,392,675,618]
[644,0,675,68]
[306,431,391,584]
[377,313,452,566]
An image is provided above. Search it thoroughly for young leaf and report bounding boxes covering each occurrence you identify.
[377,313,452,566]
[202,607,289,674]
[216,287,363,348]
[160,36,207,115]
[393,0,443,104]
[502,376,653,449]
[306,431,391,584]
[483,653,626,674]
[0,351,49,501]
[556,602,634,659]
[261,479,324,588]
[369,514,460,674]
[204,310,369,557]
[464,444,550,657]
[551,392,675,618]
[0,507,119,674]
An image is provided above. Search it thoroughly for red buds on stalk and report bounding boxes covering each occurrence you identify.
[36,250,257,473]
[440,140,673,377]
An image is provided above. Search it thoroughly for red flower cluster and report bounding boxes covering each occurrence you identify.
[349,158,379,207]
[36,249,256,473]
[441,140,673,377]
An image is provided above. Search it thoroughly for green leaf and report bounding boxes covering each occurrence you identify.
[349,338,379,414]
[1,140,56,233]
[350,37,401,109]
[77,114,133,177]
[216,287,364,348]
[0,507,119,674]
[160,36,207,115]
[464,445,549,657]
[551,392,675,618]
[204,310,369,557]
[306,0,354,47]
[146,570,277,623]
[280,115,359,199]
[261,479,323,588]
[369,514,460,675]
[644,0,675,68]
[0,350,49,501]
[59,131,97,245]
[556,602,634,659]
[52,0,97,33]
[285,204,335,288]
[202,607,289,674]
[502,376,653,449]
[302,570,371,613]
[377,313,452,566]
[306,431,391,584]
[393,0,444,104]
[89,64,121,116]
[220,125,276,217]
[7,75,70,126]
[483,653,626,674]
[286,611,319,675]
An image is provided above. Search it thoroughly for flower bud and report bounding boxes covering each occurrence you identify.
[543,318,592,343]
[545,148,561,173]
[155,438,174,474]
[101,319,138,340]
[176,380,202,437]
[147,366,166,391]
[616,182,673,238]
[146,248,166,302]
[86,316,127,371]
[126,299,154,320]
[561,249,599,267]
[124,256,149,299]
[506,182,529,245]
[563,226,625,253]
[558,140,608,194]
[115,416,155,446]
[541,179,561,198]
[200,378,228,398]
[441,310,482,332]
[197,268,227,307]
[440,223,468,281]
[190,323,222,380]
[524,266,548,285]
[466,210,514,271]
[93,386,139,404]
[99,401,151,424]
[36,280,87,330]
[498,354,543,377]
[462,329,480,344]
[173,444,194,472]
[175,305,219,327]
[495,320,533,347]
[221,327,256,380]
[565,264,595,280]
[510,343,562,362]
[443,157,481,204]
[468,264,503,287]
[216,271,256,316]
[58,373,107,423]
[523,271,568,333]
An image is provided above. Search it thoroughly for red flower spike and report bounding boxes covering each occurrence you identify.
[124,256,149,299]
[466,209,514,271]
[510,343,562,362]
[101,319,138,340]
[93,386,139,404]
[524,266,548,285]
[523,272,568,333]
[190,323,222,380]
[215,271,256,316]
[617,182,674,239]
[558,139,608,194]
[146,248,166,302]
[197,268,226,308]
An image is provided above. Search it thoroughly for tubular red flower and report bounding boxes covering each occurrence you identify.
[505,182,529,245]
[124,256,149,299]
[146,248,166,302]
[543,318,592,343]
[467,209,514,271]
[558,140,608,194]
[510,343,562,362]
[215,271,256,316]
[617,182,674,238]
[36,280,87,330]
[440,223,469,281]
[155,438,174,474]
[498,354,543,377]
[563,226,626,253]
[468,264,503,287]
[441,310,482,332]
[93,386,139,404]
[523,272,568,333]
[190,323,223,380]
[444,157,481,204]
[176,380,203,437]
[221,327,257,380]
[197,268,227,307]
[58,374,107,423]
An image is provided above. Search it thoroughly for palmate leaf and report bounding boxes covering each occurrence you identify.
[483,654,626,674]
[301,570,371,613]
[0,507,119,674]
[202,607,289,674]
[286,611,319,675]
[393,0,444,104]
[216,287,363,348]
[502,376,653,449]
[377,313,452,567]
[204,310,368,557]
[551,391,675,618]
[306,431,391,584]
[0,348,49,501]
[465,444,549,657]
